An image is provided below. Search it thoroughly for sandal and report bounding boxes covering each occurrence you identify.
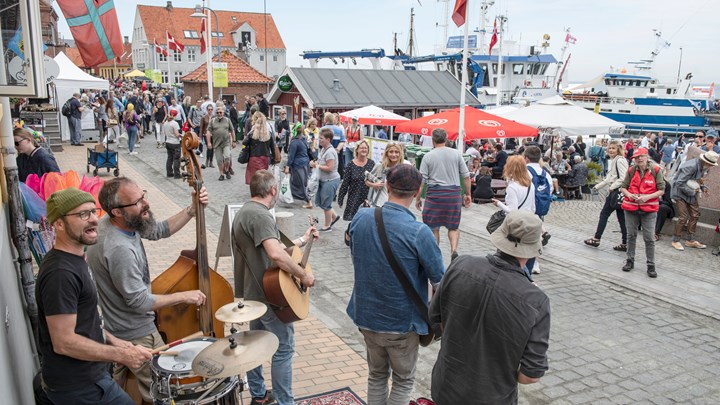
[613,243,627,252]
[584,237,600,247]
[331,215,341,227]
[654,234,660,241]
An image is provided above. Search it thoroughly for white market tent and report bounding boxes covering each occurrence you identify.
[53,52,109,140]
[497,95,625,137]
[339,105,409,126]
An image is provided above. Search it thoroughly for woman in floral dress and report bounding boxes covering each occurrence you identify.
[337,140,375,221]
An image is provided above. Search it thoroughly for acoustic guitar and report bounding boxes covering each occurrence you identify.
[263,216,318,323]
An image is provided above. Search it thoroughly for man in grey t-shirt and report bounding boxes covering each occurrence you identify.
[232,169,317,405]
[416,128,471,260]
[87,177,208,402]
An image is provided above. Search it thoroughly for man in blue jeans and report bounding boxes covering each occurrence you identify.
[68,92,85,146]
[232,170,318,405]
[347,164,445,405]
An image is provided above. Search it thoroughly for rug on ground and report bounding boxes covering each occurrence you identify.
[295,387,366,405]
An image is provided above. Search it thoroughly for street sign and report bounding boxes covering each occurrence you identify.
[213,62,228,88]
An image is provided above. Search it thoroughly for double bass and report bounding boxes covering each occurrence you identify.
[151,132,234,342]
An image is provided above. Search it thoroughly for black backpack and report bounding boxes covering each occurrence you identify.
[61,98,73,117]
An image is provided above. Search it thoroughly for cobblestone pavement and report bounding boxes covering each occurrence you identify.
[57,142,720,403]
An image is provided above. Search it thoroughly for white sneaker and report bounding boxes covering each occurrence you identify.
[129,151,138,155]
[532,261,541,274]
[135,143,141,148]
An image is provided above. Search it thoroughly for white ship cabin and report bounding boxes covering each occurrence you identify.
[468,53,558,105]
[567,73,694,100]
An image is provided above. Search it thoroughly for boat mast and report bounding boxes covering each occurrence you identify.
[553,27,572,90]
[479,0,494,53]
[407,8,417,58]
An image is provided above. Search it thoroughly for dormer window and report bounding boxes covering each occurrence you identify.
[184,30,199,39]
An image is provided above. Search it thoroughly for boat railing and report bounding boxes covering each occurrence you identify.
[562,94,632,104]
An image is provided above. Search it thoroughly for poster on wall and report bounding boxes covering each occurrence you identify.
[367,137,388,163]
[213,62,228,88]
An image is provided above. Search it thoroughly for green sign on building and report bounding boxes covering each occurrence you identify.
[277,75,293,92]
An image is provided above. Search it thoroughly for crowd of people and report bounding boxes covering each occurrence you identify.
[29,77,720,405]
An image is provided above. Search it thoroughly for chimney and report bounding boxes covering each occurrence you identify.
[123,36,129,44]
[331,79,342,92]
[166,1,173,11]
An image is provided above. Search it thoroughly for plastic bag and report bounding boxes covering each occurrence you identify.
[279,173,294,204]
[306,168,320,200]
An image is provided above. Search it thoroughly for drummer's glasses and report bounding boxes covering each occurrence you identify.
[64,208,98,221]
[116,190,148,210]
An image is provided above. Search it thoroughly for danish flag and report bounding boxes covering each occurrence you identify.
[167,31,185,53]
[154,39,168,57]
[199,18,207,54]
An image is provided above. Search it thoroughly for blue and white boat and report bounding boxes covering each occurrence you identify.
[563,72,708,134]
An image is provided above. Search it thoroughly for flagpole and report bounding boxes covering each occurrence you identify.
[206,3,214,102]
[495,16,504,109]
[457,0,471,152]
[167,32,176,99]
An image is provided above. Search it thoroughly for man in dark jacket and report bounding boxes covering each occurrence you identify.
[430,211,549,404]
[228,101,240,141]
[275,110,290,152]
[256,93,269,117]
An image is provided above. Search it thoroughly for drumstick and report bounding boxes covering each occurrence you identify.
[158,351,179,356]
[151,331,203,354]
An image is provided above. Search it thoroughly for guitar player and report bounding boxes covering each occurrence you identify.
[232,169,318,405]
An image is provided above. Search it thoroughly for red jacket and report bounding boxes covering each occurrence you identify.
[621,165,660,212]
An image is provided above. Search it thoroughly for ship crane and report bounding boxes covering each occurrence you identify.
[301,49,386,70]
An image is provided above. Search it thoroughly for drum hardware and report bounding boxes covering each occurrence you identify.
[191,330,279,379]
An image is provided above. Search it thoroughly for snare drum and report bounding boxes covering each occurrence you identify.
[151,338,240,405]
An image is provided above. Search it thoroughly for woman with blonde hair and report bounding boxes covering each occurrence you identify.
[338,139,375,220]
[573,135,587,158]
[242,111,277,184]
[365,142,406,207]
[105,102,120,145]
[123,103,141,154]
[305,117,319,159]
[13,127,60,182]
[492,155,535,214]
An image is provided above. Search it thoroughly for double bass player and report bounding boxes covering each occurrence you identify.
[87,177,208,403]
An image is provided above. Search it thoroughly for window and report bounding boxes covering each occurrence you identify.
[649,88,655,93]
[273,55,278,62]
[184,30,199,39]
[159,52,167,62]
[512,64,524,75]
[539,64,548,75]
[188,48,196,63]
[666,89,672,95]
[161,71,168,84]
[174,71,183,84]
[211,31,224,37]
[241,31,252,45]
[173,50,181,63]
[532,64,541,75]
[260,55,264,62]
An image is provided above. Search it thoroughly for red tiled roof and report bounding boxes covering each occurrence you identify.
[63,42,133,68]
[181,51,273,84]
[137,5,285,50]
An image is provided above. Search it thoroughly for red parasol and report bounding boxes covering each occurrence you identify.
[394,106,538,141]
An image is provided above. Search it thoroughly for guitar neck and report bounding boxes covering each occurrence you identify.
[299,233,314,268]
[194,181,214,335]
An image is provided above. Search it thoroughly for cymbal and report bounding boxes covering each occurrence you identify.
[214,300,267,324]
[192,330,279,379]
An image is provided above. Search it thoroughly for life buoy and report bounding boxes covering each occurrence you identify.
[541,80,547,88]
[524,80,532,87]
[624,98,635,104]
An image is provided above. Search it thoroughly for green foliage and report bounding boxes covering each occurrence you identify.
[586,161,603,184]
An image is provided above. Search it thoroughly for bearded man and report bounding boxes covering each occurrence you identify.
[86,177,208,403]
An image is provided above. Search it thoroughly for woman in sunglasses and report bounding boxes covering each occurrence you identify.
[14,127,61,182]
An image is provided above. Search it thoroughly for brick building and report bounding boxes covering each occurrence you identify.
[181,51,273,104]
[132,1,286,88]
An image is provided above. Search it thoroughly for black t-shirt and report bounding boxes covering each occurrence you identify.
[36,249,107,391]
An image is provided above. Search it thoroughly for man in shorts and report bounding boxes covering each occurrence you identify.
[207,105,236,181]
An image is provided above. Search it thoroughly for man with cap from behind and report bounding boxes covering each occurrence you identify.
[37,188,151,405]
[347,164,445,405]
[670,150,719,251]
[429,211,550,404]
[619,147,665,276]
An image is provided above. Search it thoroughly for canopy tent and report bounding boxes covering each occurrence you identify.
[497,96,625,137]
[123,69,146,78]
[53,52,109,141]
[394,106,538,141]
[563,75,605,93]
[339,105,409,126]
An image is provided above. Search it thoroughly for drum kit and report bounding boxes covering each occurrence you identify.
[151,301,277,405]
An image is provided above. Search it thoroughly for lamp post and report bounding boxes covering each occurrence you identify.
[191,4,221,101]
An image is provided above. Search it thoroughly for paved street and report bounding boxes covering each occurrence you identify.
[56,141,720,403]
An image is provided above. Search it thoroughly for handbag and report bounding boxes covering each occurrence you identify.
[182,120,190,132]
[608,158,624,210]
[273,139,282,164]
[375,207,441,347]
[486,185,530,234]
[238,140,251,164]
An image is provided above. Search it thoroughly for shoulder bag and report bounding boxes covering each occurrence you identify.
[375,207,441,346]
[238,137,252,164]
[608,158,624,210]
[486,184,531,234]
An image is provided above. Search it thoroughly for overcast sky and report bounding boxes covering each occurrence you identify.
[54,0,719,85]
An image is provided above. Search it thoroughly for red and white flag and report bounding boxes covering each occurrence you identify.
[451,0,467,27]
[488,19,498,55]
[154,39,168,56]
[167,31,185,53]
[565,33,577,44]
[199,18,207,54]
